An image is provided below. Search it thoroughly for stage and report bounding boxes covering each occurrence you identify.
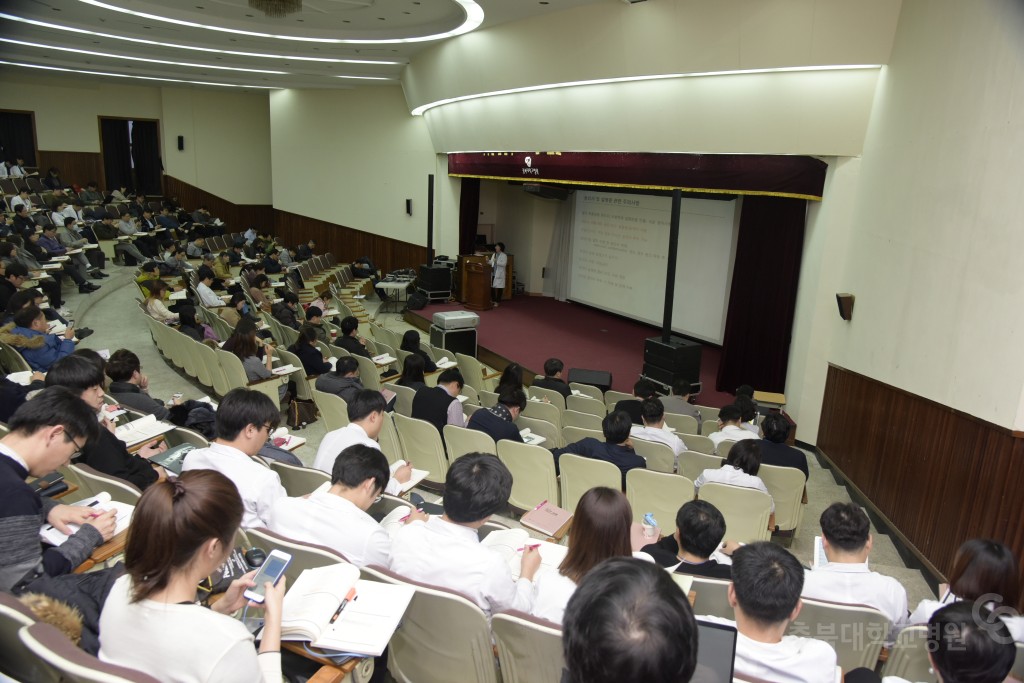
[405,296,734,406]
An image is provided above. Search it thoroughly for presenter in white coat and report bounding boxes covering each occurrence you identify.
[490,242,508,307]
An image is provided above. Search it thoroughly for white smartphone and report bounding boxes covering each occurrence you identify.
[242,549,291,603]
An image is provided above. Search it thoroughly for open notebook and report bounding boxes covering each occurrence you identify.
[40,492,133,546]
[480,529,569,580]
[114,414,175,447]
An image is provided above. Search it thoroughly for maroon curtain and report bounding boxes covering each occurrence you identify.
[458,177,480,255]
[716,196,807,394]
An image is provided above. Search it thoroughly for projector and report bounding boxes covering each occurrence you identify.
[432,311,479,330]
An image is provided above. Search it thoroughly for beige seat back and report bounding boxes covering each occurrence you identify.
[603,390,633,413]
[19,622,159,683]
[631,437,676,473]
[514,415,562,449]
[689,576,734,620]
[566,394,605,417]
[393,413,448,490]
[383,382,417,417]
[559,453,621,510]
[626,469,694,530]
[68,463,142,505]
[246,527,350,585]
[354,353,383,391]
[562,426,603,446]
[496,440,560,513]
[443,424,497,459]
[561,409,603,431]
[527,386,565,412]
[680,433,715,455]
[702,419,720,436]
[678,450,723,482]
[568,382,603,401]
[788,598,891,672]
[662,413,699,434]
[695,405,721,423]
[880,625,932,682]
[269,460,330,497]
[312,388,349,431]
[758,464,805,532]
[715,439,737,458]
[455,353,498,394]
[275,347,314,401]
[0,593,59,683]
[377,412,404,466]
[492,610,564,683]
[523,400,562,431]
[479,389,499,408]
[697,482,772,542]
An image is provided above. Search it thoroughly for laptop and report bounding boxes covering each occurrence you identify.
[691,619,738,683]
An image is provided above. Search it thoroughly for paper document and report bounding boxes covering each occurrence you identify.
[372,354,397,365]
[389,460,429,493]
[40,492,133,546]
[169,290,188,301]
[519,428,546,446]
[481,529,568,580]
[272,364,300,376]
[114,414,175,447]
[435,357,457,369]
[6,371,35,386]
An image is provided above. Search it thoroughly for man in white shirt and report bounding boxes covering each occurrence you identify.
[699,542,838,683]
[195,271,225,308]
[709,404,759,448]
[312,389,412,496]
[181,388,286,528]
[388,453,541,617]
[10,190,32,213]
[802,503,908,641]
[8,157,32,177]
[630,398,685,466]
[269,444,426,567]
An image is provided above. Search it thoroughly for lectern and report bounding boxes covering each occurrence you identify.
[463,260,493,311]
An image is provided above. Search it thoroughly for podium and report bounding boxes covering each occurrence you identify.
[462,258,493,311]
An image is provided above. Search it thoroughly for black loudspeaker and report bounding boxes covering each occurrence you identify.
[177,135,184,151]
[418,265,451,291]
[406,198,412,215]
[642,336,701,392]
[407,292,427,310]
[566,368,613,393]
[836,293,855,321]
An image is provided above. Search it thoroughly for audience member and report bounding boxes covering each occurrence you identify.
[641,500,736,579]
[263,248,283,274]
[289,324,332,376]
[302,306,330,343]
[181,388,286,528]
[177,305,210,343]
[694,440,774,513]
[296,239,316,261]
[0,261,28,311]
[467,386,527,443]
[552,410,645,488]
[164,246,192,274]
[615,378,659,424]
[709,404,759,448]
[272,291,300,330]
[411,367,466,434]
[803,503,908,638]
[399,330,437,373]
[248,273,273,313]
[106,349,181,420]
[337,315,372,358]
[186,237,208,258]
[143,279,177,323]
[45,354,166,491]
[700,542,838,682]
[223,319,284,400]
[630,397,685,465]
[396,353,427,391]
[659,378,702,428]
[270,444,424,567]
[388,453,540,616]
[98,470,285,682]
[0,371,45,423]
[57,216,107,279]
[562,557,698,683]
[1,305,76,371]
[315,356,364,404]
[0,387,114,591]
[758,412,808,480]
[734,395,761,436]
[531,487,633,624]
[496,362,525,394]
[531,357,572,400]
[195,270,224,308]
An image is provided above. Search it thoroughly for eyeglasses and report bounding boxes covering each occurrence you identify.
[66,435,85,459]
[374,492,385,504]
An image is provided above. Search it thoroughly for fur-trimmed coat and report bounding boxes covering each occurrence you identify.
[0,322,75,371]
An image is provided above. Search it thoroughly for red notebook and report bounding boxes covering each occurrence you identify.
[520,501,573,538]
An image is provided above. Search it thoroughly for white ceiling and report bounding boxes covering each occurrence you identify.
[0,0,610,90]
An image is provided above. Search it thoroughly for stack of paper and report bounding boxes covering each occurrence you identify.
[271,364,300,376]
[435,357,457,370]
[40,492,133,546]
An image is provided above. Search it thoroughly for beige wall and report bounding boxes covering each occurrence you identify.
[491,184,558,295]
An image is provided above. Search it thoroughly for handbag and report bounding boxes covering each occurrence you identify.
[287,398,319,429]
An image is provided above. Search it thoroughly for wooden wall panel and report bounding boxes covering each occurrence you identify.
[274,209,427,276]
[36,151,102,190]
[818,364,1024,606]
[163,175,273,234]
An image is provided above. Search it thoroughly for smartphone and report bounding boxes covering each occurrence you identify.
[242,549,291,603]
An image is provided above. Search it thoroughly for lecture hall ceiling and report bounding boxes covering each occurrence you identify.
[0,0,607,90]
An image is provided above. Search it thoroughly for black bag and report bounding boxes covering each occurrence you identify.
[86,249,105,270]
[287,398,319,429]
[196,547,255,604]
[407,291,428,310]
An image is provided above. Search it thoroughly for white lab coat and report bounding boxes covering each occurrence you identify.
[490,251,508,289]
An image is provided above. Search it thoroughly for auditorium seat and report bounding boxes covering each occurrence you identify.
[561,426,603,446]
[393,414,448,491]
[0,593,58,683]
[568,382,603,402]
[626,469,694,532]
[514,415,562,449]
[678,450,723,482]
[680,433,715,455]
[522,400,561,431]
[527,385,566,412]
[377,412,404,466]
[561,409,602,431]
[758,464,806,534]
[559,454,620,509]
[697,482,772,543]
[19,622,158,683]
[603,390,633,413]
[246,528,350,585]
[68,463,142,505]
[787,598,891,672]
[496,440,559,513]
[662,413,699,434]
[630,437,676,474]
[269,460,330,497]
[443,424,497,459]
[715,439,737,458]
[492,610,564,683]
[565,394,605,418]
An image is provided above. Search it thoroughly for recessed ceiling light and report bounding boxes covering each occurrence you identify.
[335,75,393,80]
[0,59,278,88]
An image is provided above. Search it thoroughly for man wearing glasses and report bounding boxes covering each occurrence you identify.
[268,444,427,568]
[181,388,287,529]
[0,386,118,591]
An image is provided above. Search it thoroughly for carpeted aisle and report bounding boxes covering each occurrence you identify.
[416,296,734,405]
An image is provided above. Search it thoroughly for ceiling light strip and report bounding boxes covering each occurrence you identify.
[0,59,278,89]
[411,64,883,116]
[0,37,287,74]
[0,13,405,64]
[75,0,484,44]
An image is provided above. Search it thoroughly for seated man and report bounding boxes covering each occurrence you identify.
[630,398,685,465]
[45,354,166,491]
[37,226,97,289]
[186,237,209,259]
[802,503,908,638]
[303,306,330,343]
[531,357,572,400]
[0,305,76,372]
[467,386,526,444]
[0,387,116,591]
[0,262,29,311]
[271,444,425,567]
[563,557,698,683]
[164,246,192,274]
[708,404,759,448]
[117,211,156,258]
[271,291,300,331]
[105,349,181,421]
[700,542,837,682]
[195,270,225,308]
[182,388,287,529]
[659,378,702,429]
[311,389,409,488]
[213,251,233,282]
[156,207,183,239]
[228,242,245,265]
[315,356,365,404]
[336,315,372,358]
[615,378,659,425]
[263,248,284,274]
[388,453,540,616]
[641,500,736,579]
[758,413,808,479]
[412,368,466,434]
[57,217,107,279]
[296,239,316,261]
[552,410,645,488]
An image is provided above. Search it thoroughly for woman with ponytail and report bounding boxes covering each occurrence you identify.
[98,470,286,682]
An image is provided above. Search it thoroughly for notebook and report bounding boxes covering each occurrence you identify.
[691,619,738,683]
[435,356,457,369]
[149,443,196,475]
[480,528,569,580]
[114,414,176,447]
[389,460,429,493]
[812,535,827,569]
[519,428,546,446]
[281,564,415,656]
[271,364,300,376]
[520,501,573,537]
[39,492,133,546]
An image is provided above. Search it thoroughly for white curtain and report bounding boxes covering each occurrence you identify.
[545,194,574,301]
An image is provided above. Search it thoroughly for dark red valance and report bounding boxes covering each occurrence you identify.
[448,151,827,201]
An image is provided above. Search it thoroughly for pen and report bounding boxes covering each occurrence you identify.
[516,544,541,552]
[399,508,423,522]
[328,587,358,624]
[530,499,547,512]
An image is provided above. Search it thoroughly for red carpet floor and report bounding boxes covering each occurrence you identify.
[414,297,734,406]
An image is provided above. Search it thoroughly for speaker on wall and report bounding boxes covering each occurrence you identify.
[406,199,412,215]
[177,135,184,151]
[836,293,855,321]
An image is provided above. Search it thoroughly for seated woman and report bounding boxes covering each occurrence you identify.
[249,274,273,313]
[177,306,212,343]
[496,362,525,395]
[219,292,246,328]
[907,538,1023,642]
[223,319,285,401]
[694,440,774,513]
[288,324,332,376]
[144,279,177,323]
[530,487,634,624]
[399,329,437,373]
[99,470,285,681]
[396,352,428,391]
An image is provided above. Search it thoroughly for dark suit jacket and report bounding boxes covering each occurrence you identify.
[551,437,645,488]
[758,439,809,480]
[467,408,523,444]
[614,399,644,425]
[291,343,332,376]
[263,257,283,274]
[532,376,571,400]
[271,302,299,330]
[338,334,372,359]
[640,536,733,579]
